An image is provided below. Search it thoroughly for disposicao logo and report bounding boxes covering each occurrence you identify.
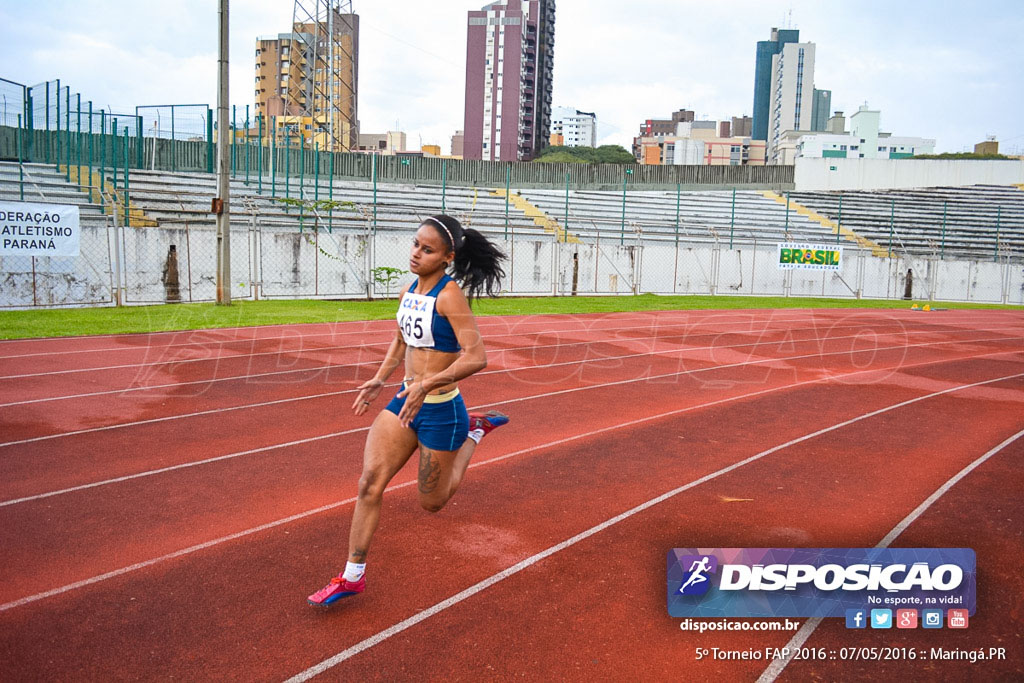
[667,548,976,618]
[676,555,718,596]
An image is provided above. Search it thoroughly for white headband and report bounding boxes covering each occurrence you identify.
[424,217,456,250]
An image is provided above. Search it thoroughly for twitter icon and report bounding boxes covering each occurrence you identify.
[870,609,893,629]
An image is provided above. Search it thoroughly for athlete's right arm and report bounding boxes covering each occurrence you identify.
[352,285,409,415]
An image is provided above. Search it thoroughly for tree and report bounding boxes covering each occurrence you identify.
[533,144,633,164]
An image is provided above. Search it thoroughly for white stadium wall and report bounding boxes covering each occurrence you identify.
[794,158,1024,192]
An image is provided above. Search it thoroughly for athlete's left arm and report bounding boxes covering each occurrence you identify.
[421,282,487,391]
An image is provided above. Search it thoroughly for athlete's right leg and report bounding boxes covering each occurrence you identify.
[347,409,419,564]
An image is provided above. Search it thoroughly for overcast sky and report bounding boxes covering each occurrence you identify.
[1,0,1022,155]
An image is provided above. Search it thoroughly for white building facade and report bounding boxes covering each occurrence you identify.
[767,41,816,164]
[793,106,935,160]
[551,106,597,147]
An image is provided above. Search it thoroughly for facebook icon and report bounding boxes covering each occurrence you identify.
[845,609,867,629]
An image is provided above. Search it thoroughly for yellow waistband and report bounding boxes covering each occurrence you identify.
[424,387,460,403]
[402,381,460,403]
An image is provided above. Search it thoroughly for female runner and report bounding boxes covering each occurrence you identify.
[308,214,509,605]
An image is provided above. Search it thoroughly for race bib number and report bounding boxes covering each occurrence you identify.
[397,291,436,348]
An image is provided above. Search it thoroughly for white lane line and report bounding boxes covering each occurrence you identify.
[0,311,720,359]
[0,306,1012,352]
[3,342,1018,506]
[5,321,1014,447]
[756,427,1024,683]
[0,307,995,360]
[0,311,711,349]
[0,316,926,380]
[1,355,1019,615]
[283,371,1024,682]
[3,319,1017,408]
[0,310,856,368]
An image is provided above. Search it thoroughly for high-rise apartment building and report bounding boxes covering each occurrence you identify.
[752,27,799,141]
[766,40,816,163]
[463,0,556,161]
[731,116,752,138]
[254,7,358,151]
[451,130,465,158]
[551,106,596,147]
[811,88,831,132]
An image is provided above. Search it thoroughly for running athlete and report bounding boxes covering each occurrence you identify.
[308,214,509,606]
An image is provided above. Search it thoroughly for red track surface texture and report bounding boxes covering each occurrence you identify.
[1,308,1022,681]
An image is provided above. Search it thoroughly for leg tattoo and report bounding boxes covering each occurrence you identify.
[418,447,441,494]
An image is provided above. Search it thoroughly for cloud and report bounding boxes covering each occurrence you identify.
[1,0,1021,155]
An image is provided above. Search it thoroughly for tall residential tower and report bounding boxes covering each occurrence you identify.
[766,39,816,163]
[752,27,799,142]
[463,0,556,161]
[255,1,359,152]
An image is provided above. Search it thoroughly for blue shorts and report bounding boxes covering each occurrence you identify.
[385,385,470,451]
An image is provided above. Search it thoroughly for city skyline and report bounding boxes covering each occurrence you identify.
[0,0,1021,156]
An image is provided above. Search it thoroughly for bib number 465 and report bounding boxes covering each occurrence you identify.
[400,314,424,340]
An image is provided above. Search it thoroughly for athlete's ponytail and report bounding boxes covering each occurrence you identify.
[423,214,506,302]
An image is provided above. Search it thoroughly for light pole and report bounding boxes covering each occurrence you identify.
[215,0,231,304]
[620,167,633,245]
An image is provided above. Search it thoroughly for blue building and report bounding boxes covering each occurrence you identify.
[752,27,799,141]
[811,88,832,132]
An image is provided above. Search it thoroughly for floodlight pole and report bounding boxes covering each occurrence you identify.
[215,0,232,304]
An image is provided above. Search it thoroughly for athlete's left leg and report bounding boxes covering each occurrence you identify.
[416,443,464,513]
[417,411,509,512]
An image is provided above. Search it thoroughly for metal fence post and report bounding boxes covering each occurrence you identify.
[17,114,24,200]
[994,206,1001,262]
[231,103,236,178]
[940,200,947,259]
[123,126,130,227]
[442,159,447,211]
[206,107,213,173]
[88,101,93,193]
[371,152,377,232]
[270,125,276,198]
[284,128,290,200]
[244,105,250,184]
[64,86,70,181]
[170,105,176,172]
[75,93,82,186]
[100,110,106,195]
[135,115,142,169]
[836,193,843,243]
[620,168,632,245]
[504,164,510,239]
[257,115,263,194]
[784,191,790,235]
[44,81,51,165]
[112,117,118,190]
[888,198,895,258]
[564,172,569,236]
[328,146,334,231]
[55,79,61,172]
[729,187,736,249]
[25,88,33,161]
[673,182,681,249]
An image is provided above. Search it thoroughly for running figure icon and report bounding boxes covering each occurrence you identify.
[678,556,712,594]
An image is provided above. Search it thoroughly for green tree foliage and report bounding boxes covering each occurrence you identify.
[912,152,1014,160]
[534,144,635,164]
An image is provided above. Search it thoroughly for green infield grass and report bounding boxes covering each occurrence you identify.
[0,295,1017,340]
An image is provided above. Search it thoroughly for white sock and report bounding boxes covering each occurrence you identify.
[467,428,485,444]
[343,561,366,582]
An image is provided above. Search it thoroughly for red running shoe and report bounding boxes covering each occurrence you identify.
[307,574,365,606]
[469,410,510,438]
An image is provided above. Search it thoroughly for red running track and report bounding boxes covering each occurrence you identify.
[0,308,1022,681]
